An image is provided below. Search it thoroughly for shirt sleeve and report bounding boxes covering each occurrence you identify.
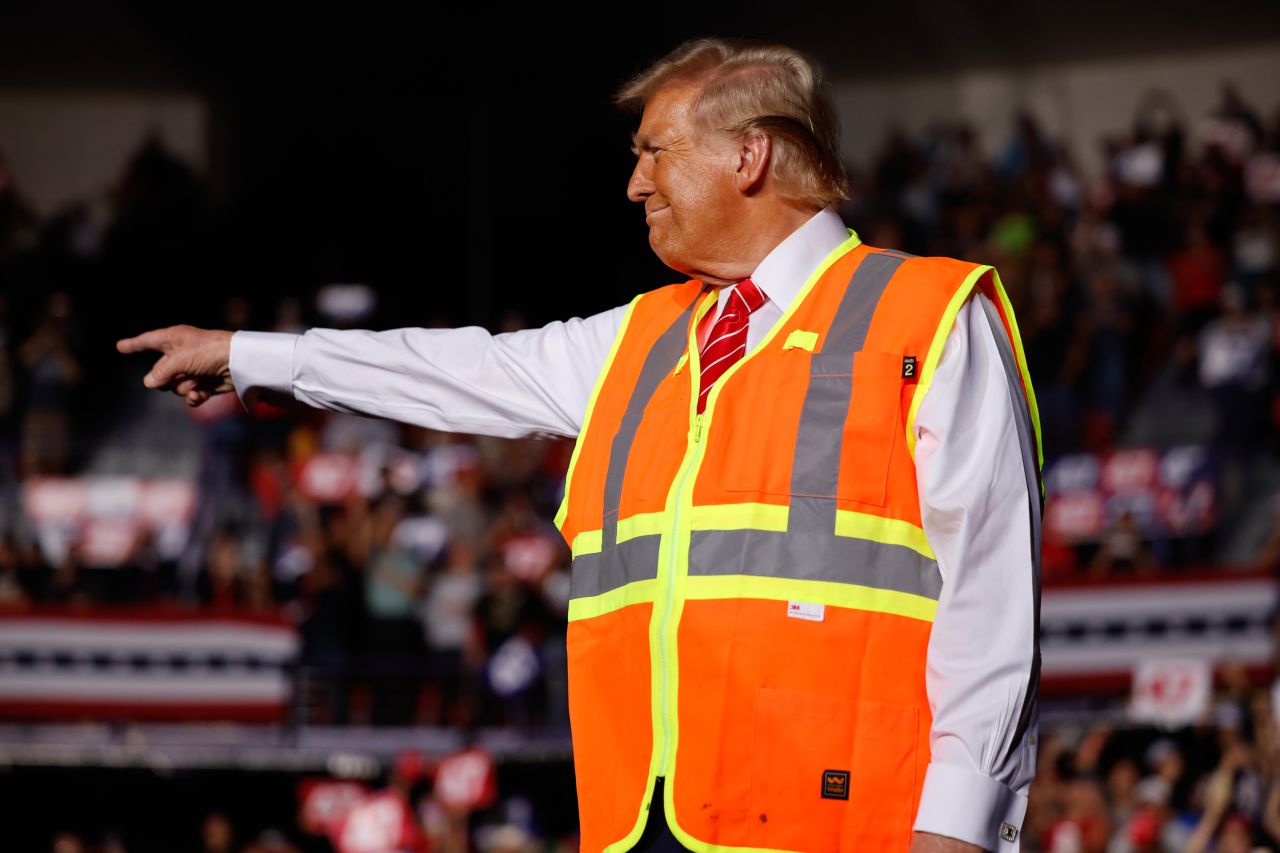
[910,292,1041,852]
[228,303,631,439]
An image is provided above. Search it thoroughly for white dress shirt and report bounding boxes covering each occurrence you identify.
[230,207,1040,851]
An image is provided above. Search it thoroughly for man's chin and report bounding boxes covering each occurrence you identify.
[647,238,689,276]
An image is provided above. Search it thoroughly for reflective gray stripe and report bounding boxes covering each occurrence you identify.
[582,292,699,606]
[789,252,905,533]
[688,529,942,600]
[823,252,906,356]
[979,295,1043,764]
[600,293,702,550]
[569,535,663,600]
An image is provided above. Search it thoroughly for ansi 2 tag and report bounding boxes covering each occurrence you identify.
[902,355,918,379]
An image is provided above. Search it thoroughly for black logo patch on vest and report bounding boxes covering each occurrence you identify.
[902,356,918,379]
[821,769,850,800]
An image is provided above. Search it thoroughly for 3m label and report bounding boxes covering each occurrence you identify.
[787,601,824,622]
[821,769,849,800]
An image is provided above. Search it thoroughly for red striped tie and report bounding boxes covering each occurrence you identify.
[698,278,766,413]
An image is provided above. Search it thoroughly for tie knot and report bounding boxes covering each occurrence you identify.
[731,277,766,315]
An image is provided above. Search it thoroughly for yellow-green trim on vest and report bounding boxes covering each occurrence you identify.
[573,504,931,559]
[566,570,940,626]
[903,264,986,462]
[567,504,935,613]
[570,512,668,558]
[834,509,935,559]
[987,268,1045,475]
[566,577,660,623]
[554,293,643,533]
[567,526,940,621]
[684,574,937,622]
[902,265,1043,504]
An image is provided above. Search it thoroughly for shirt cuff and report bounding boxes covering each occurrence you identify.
[913,762,1027,851]
[229,330,299,410]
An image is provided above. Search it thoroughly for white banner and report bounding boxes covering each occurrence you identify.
[1129,658,1213,726]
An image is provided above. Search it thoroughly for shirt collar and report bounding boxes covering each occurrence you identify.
[720,206,854,312]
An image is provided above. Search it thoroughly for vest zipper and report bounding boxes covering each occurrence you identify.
[656,411,705,779]
[649,240,860,797]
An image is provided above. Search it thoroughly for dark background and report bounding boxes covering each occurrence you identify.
[4,1,1279,331]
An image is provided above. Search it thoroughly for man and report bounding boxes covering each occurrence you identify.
[118,38,1040,853]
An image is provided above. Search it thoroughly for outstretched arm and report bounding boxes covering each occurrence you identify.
[117,306,629,438]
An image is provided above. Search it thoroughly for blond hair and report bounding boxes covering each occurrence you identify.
[614,37,848,209]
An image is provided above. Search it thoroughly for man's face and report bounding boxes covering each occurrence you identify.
[627,82,741,276]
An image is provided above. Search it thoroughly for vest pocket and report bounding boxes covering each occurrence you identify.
[748,687,918,850]
[713,348,901,508]
[739,349,899,505]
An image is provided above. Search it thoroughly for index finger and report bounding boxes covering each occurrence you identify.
[116,329,172,355]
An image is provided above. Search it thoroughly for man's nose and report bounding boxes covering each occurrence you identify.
[627,159,653,203]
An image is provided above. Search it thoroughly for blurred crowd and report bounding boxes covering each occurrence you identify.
[1028,664,1280,853]
[3,82,1280,851]
[840,84,1280,578]
[847,85,1280,465]
[0,411,578,730]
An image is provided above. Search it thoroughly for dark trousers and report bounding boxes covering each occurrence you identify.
[631,778,692,852]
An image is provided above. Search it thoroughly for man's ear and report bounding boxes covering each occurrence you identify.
[735,132,771,194]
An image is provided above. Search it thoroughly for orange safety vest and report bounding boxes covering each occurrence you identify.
[555,230,1042,852]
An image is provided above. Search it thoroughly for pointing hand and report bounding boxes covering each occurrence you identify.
[115,325,235,407]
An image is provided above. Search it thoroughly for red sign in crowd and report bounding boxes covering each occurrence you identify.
[297,747,497,853]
